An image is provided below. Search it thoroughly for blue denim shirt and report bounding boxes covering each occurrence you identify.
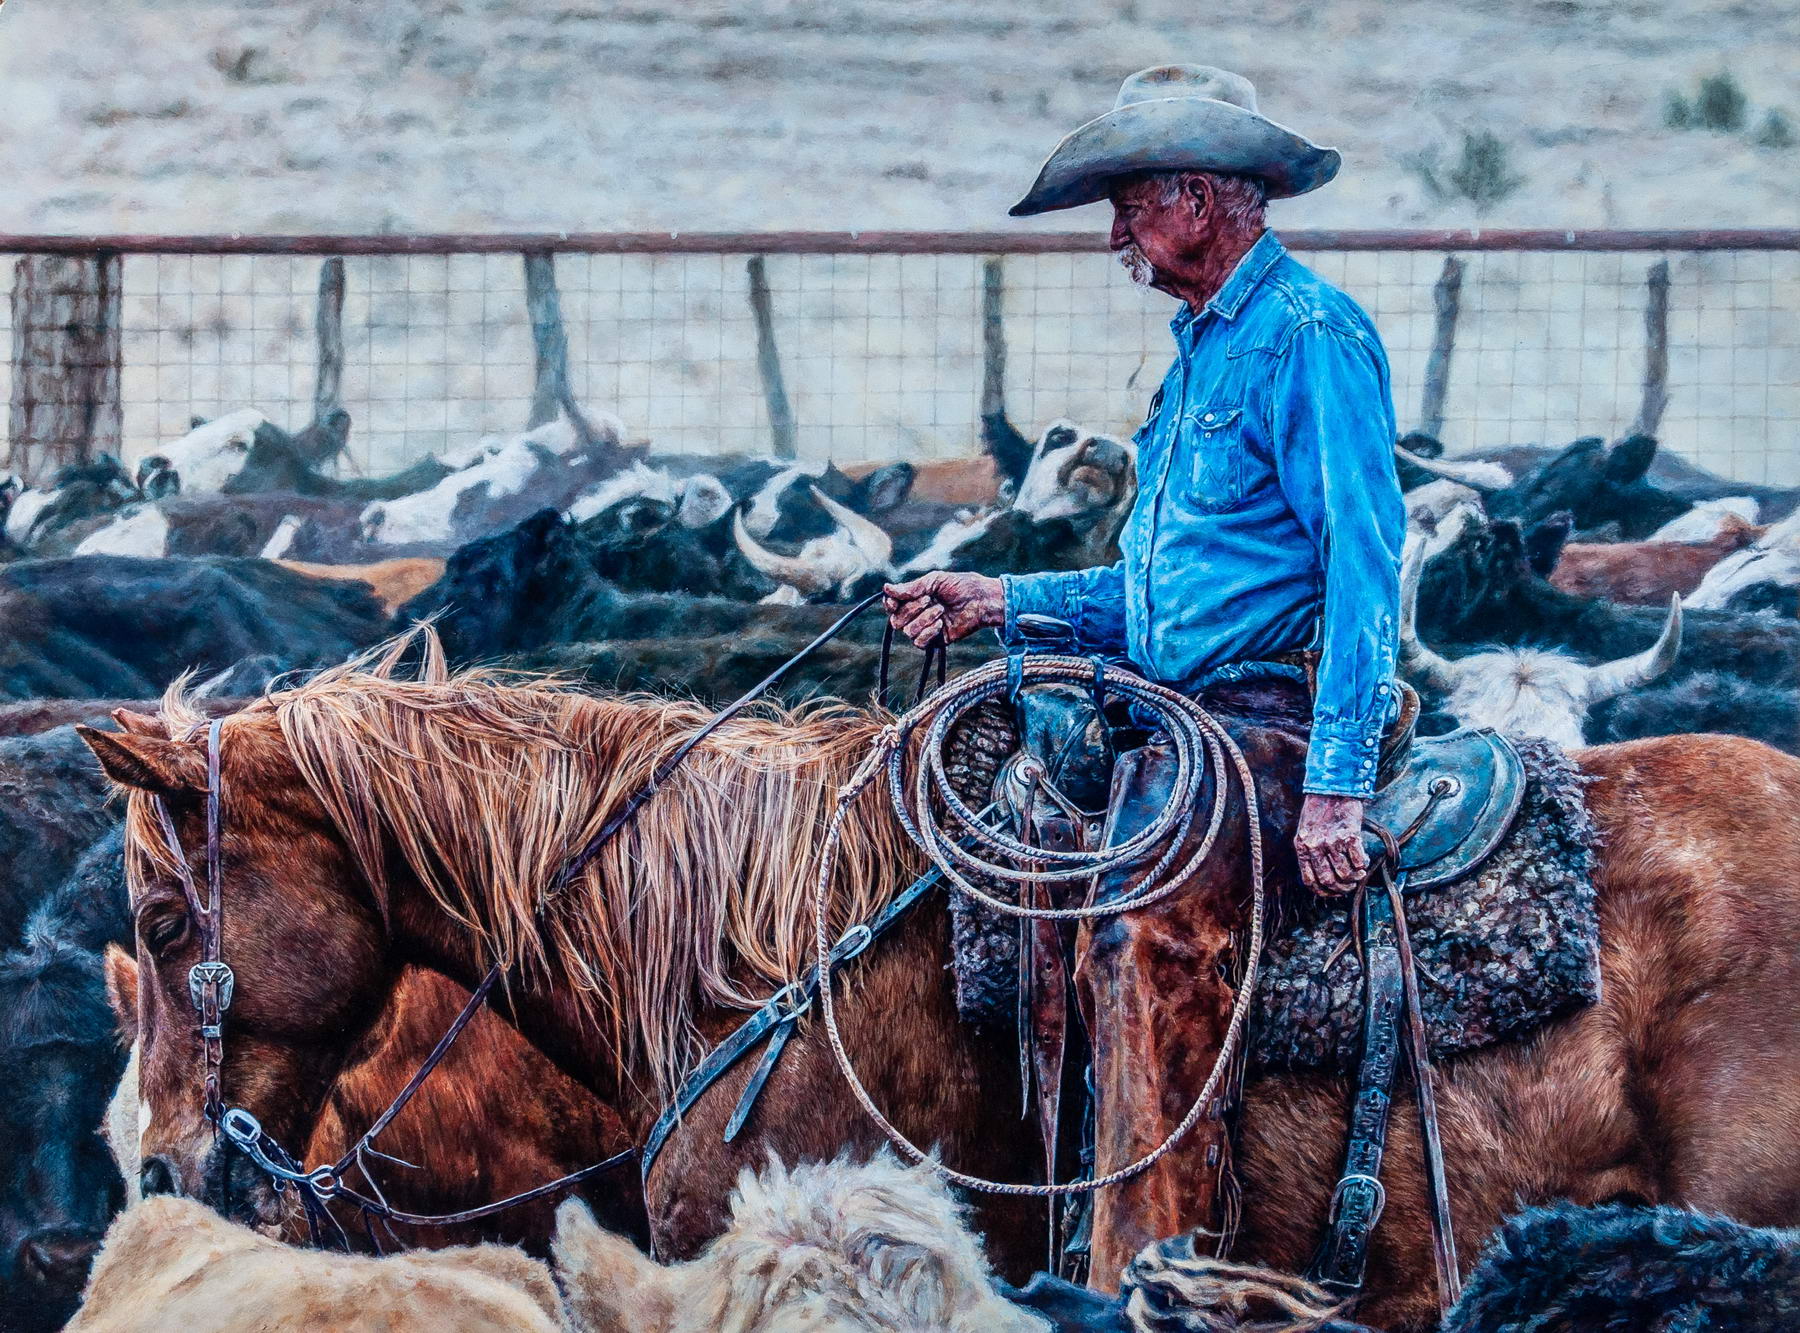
[1000,231,1405,798]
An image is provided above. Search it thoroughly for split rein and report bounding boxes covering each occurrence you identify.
[144,595,1263,1243]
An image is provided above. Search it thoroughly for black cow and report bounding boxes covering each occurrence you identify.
[1417,514,1800,686]
[0,556,388,701]
[1443,1202,1800,1332]
[513,630,986,707]
[0,727,116,950]
[1484,434,1693,539]
[397,509,881,663]
[1592,669,1800,755]
[0,830,130,1332]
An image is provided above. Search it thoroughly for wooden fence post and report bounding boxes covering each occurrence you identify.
[980,256,1007,426]
[746,254,796,459]
[523,250,573,431]
[1633,258,1671,437]
[312,257,345,425]
[1418,254,1464,439]
[7,253,123,480]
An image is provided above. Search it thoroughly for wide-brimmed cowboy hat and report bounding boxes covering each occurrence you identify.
[1010,64,1340,216]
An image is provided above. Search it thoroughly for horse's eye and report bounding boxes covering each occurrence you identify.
[140,909,190,959]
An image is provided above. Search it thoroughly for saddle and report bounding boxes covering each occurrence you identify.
[985,628,1536,1304]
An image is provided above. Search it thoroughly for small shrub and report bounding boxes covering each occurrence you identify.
[1694,72,1748,131]
[1755,109,1796,149]
[1411,130,1526,211]
[1663,91,1694,129]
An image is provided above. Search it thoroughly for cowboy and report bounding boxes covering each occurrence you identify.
[885,64,1404,895]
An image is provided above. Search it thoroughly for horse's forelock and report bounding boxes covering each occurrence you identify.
[241,627,915,1098]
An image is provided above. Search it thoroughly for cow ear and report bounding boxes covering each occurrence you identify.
[1524,511,1573,577]
[1606,434,1658,483]
[103,945,140,1038]
[111,709,168,738]
[853,462,915,516]
[77,728,207,795]
[552,1199,676,1333]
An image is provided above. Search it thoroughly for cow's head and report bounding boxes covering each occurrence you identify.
[134,410,271,496]
[1489,434,1689,538]
[0,941,127,1331]
[1010,421,1135,522]
[1401,532,1682,746]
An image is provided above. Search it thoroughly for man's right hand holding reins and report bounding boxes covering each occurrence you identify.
[883,572,1005,648]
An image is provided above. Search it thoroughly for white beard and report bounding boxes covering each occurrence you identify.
[1115,243,1156,288]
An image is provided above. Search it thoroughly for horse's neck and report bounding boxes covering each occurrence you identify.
[382,878,630,1110]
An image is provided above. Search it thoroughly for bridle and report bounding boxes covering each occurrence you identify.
[141,596,939,1246]
[138,603,1258,1248]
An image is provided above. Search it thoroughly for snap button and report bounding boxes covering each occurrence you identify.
[1203,412,1216,422]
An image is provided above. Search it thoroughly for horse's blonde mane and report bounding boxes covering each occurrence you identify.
[138,630,918,1098]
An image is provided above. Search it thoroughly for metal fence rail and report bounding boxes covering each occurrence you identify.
[4,230,1797,486]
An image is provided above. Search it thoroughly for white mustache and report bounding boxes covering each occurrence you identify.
[1114,243,1155,288]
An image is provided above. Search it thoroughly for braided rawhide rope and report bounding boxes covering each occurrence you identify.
[814,654,1267,1196]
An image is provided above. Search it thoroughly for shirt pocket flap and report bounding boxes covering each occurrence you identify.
[1187,406,1244,433]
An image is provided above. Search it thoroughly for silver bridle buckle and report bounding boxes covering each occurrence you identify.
[189,961,236,1019]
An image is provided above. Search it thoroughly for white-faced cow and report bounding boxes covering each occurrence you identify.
[1400,532,1683,748]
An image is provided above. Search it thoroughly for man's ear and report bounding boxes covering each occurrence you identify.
[77,727,207,795]
[103,944,140,1038]
[110,709,168,738]
[1184,172,1216,220]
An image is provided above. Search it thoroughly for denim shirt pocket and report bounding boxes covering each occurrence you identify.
[1181,405,1249,514]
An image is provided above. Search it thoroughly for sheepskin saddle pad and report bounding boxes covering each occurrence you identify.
[1250,735,1600,1074]
[944,684,1600,1078]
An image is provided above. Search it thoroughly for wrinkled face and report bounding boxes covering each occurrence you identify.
[135,410,269,496]
[1108,175,1208,292]
[81,716,394,1227]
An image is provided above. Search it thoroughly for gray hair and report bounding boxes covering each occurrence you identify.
[1152,170,1268,237]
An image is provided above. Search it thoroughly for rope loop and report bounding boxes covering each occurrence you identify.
[816,654,1268,1197]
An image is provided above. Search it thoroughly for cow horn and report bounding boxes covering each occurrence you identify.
[808,485,893,567]
[732,508,830,596]
[1395,446,1513,491]
[1398,534,1460,691]
[1585,594,1683,701]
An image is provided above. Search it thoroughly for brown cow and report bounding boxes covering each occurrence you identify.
[275,557,447,617]
[1548,513,1761,604]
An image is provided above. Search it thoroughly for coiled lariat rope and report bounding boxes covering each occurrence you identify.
[813,654,1267,1196]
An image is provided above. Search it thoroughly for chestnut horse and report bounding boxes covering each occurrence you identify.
[80,644,1043,1276]
[81,645,1800,1328]
[104,953,638,1253]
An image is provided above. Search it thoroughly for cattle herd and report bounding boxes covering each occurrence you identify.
[2,398,1799,1330]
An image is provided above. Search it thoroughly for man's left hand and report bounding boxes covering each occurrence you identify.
[1295,793,1368,894]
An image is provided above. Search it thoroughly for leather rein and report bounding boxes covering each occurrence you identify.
[145,593,937,1248]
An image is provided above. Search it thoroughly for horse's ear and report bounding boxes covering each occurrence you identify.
[552,1198,676,1333]
[110,708,168,738]
[103,944,139,1037]
[77,727,206,795]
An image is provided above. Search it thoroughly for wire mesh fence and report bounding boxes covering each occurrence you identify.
[3,231,1797,486]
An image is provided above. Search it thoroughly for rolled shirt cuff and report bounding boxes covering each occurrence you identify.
[999,571,1078,647]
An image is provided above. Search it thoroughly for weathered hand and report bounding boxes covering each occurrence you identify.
[882,571,1005,647]
[1295,793,1368,894]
